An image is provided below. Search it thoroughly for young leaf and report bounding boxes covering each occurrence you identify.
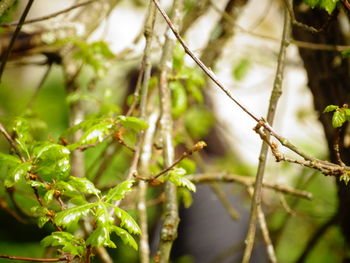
[319,0,339,14]
[38,216,50,228]
[54,202,96,227]
[114,207,141,235]
[232,58,251,81]
[41,232,86,257]
[112,226,138,250]
[95,203,114,225]
[323,105,339,113]
[43,189,55,204]
[167,168,196,192]
[171,82,187,118]
[4,162,31,188]
[79,122,113,145]
[105,180,134,203]
[118,116,149,132]
[68,176,100,196]
[303,0,320,8]
[86,225,116,248]
[332,110,346,128]
[33,143,71,181]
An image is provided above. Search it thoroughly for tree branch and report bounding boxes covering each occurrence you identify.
[242,8,290,262]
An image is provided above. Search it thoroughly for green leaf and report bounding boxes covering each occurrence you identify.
[0,152,21,165]
[79,122,113,145]
[33,143,71,181]
[12,117,32,155]
[43,189,55,204]
[323,105,339,113]
[54,202,97,227]
[68,176,100,196]
[41,232,86,256]
[303,0,320,8]
[5,162,31,187]
[185,106,215,138]
[105,180,134,203]
[332,110,346,128]
[319,0,339,14]
[173,44,185,70]
[344,108,350,121]
[341,48,350,59]
[118,116,149,132]
[167,168,196,192]
[171,82,187,118]
[95,203,114,225]
[112,226,138,250]
[86,226,116,248]
[187,83,203,103]
[232,58,251,81]
[114,207,141,235]
[179,159,196,174]
[38,216,50,228]
[178,188,193,208]
[56,181,79,196]
[31,206,49,217]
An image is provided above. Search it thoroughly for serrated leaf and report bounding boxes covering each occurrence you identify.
[54,202,96,227]
[332,110,346,128]
[105,180,134,203]
[167,168,196,192]
[86,226,116,248]
[171,82,187,118]
[118,116,149,131]
[12,117,32,155]
[112,226,138,250]
[38,216,50,228]
[4,162,31,187]
[68,176,100,196]
[79,122,113,145]
[323,105,339,113]
[95,203,114,225]
[41,232,85,256]
[33,143,70,181]
[114,207,141,235]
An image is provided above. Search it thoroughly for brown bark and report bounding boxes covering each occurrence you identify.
[292,2,350,261]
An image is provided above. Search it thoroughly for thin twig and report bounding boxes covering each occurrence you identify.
[242,8,290,263]
[151,0,260,123]
[247,187,277,263]
[0,122,26,162]
[187,173,312,199]
[1,0,97,27]
[0,254,68,262]
[0,0,35,82]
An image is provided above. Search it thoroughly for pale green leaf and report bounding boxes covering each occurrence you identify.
[118,116,148,131]
[5,162,31,187]
[323,105,339,113]
[41,231,85,256]
[105,180,134,203]
[68,176,100,196]
[112,226,138,250]
[114,207,141,235]
[86,226,116,248]
[332,110,346,128]
[54,202,96,227]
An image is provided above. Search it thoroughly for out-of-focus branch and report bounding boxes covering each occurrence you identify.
[155,0,184,262]
[1,0,97,27]
[187,173,312,199]
[0,0,34,82]
[242,8,290,263]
